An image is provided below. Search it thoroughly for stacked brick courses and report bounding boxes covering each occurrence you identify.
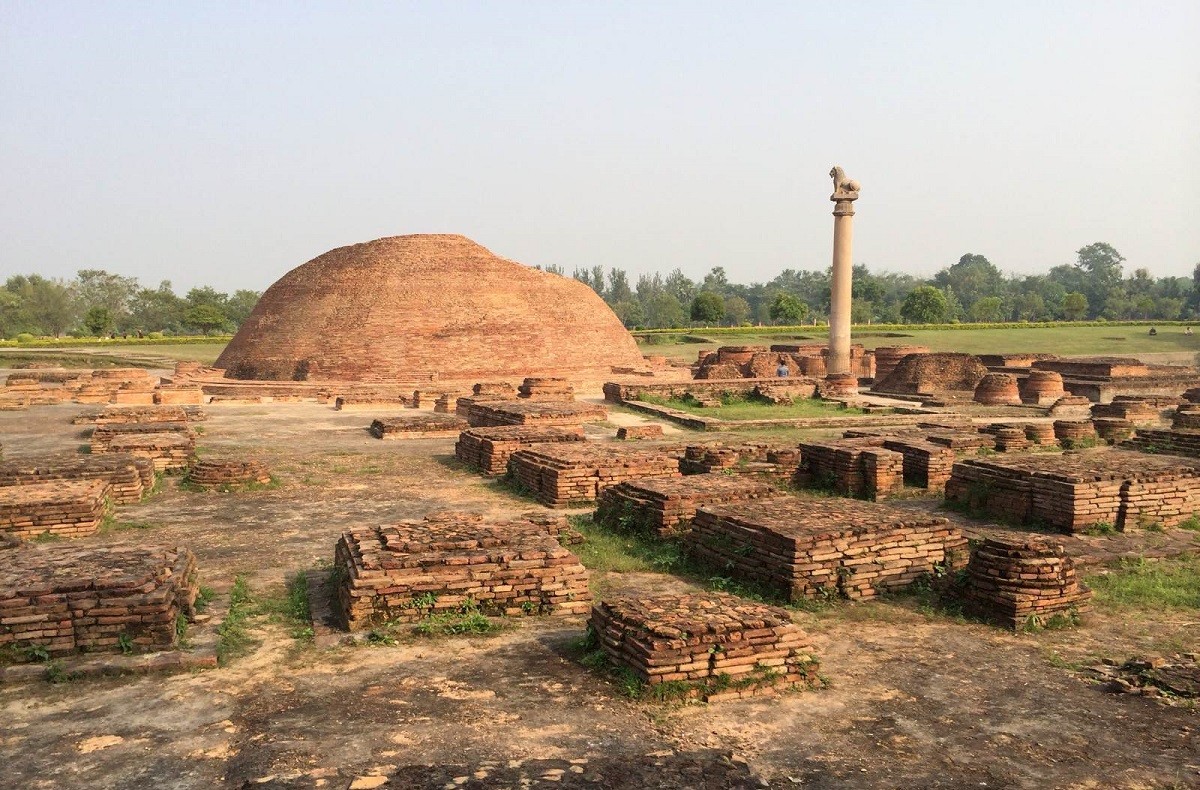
[616,425,664,440]
[1024,423,1058,445]
[104,433,196,472]
[334,512,591,630]
[1125,428,1200,458]
[962,537,1092,629]
[73,405,205,425]
[993,427,1031,453]
[881,439,957,489]
[460,400,607,428]
[454,426,586,476]
[333,392,413,410]
[370,414,469,439]
[588,593,820,699]
[0,453,154,505]
[1093,418,1135,444]
[687,498,967,601]
[518,377,575,401]
[795,438,903,500]
[0,544,198,659]
[679,443,801,480]
[872,346,930,383]
[1019,370,1067,406]
[91,422,194,453]
[595,476,782,537]
[1054,420,1097,446]
[945,452,1200,532]
[0,480,111,539]
[508,445,681,507]
[1092,398,1162,424]
[153,385,205,405]
[186,458,272,490]
[973,373,1022,406]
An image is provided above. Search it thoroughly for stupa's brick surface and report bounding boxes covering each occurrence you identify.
[0,453,155,505]
[962,537,1092,629]
[215,234,645,382]
[687,498,966,601]
[589,593,820,700]
[370,414,468,438]
[595,476,782,537]
[454,425,586,476]
[0,480,111,539]
[508,445,682,507]
[459,399,608,428]
[0,544,198,659]
[334,512,590,630]
[945,452,1200,532]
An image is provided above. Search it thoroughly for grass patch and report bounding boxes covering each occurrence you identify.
[255,572,315,642]
[1086,556,1200,611]
[98,515,156,534]
[637,392,866,421]
[216,576,256,664]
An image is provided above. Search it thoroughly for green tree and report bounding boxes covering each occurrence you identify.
[73,269,139,326]
[645,293,686,329]
[690,291,725,324]
[768,292,808,325]
[5,275,77,336]
[224,290,261,327]
[611,299,645,327]
[900,286,951,324]
[82,306,114,336]
[606,269,633,303]
[723,295,751,326]
[932,253,1004,313]
[968,296,1005,323]
[1062,292,1088,321]
[129,281,186,333]
[184,304,227,334]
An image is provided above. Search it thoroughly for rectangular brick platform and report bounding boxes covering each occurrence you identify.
[454,425,586,476]
[595,476,782,537]
[0,544,198,659]
[334,393,414,410]
[0,454,155,505]
[334,512,591,630]
[795,438,904,500]
[102,433,196,472]
[944,451,1200,532]
[508,445,682,507]
[369,414,469,438]
[90,421,195,453]
[687,498,967,601]
[73,405,206,425]
[588,593,820,700]
[0,480,111,539]
[458,399,607,428]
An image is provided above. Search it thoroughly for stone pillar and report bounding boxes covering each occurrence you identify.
[827,166,860,376]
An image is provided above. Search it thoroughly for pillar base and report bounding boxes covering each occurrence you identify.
[819,373,859,400]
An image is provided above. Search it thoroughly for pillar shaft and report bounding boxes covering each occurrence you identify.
[828,212,854,375]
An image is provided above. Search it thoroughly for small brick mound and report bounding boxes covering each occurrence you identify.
[616,424,664,440]
[454,425,585,476]
[680,443,800,479]
[588,593,820,699]
[186,458,272,490]
[1092,397,1161,423]
[90,421,194,452]
[73,405,206,425]
[508,445,681,507]
[688,498,967,601]
[0,480,111,539]
[872,345,930,383]
[993,426,1031,452]
[369,414,468,438]
[334,512,590,630]
[974,373,1022,406]
[1024,423,1057,445]
[104,432,196,472]
[1019,370,1067,406]
[945,452,1200,532]
[0,544,198,659]
[595,476,782,537]
[1174,405,1200,430]
[459,399,607,428]
[1054,419,1097,446]
[962,537,1092,629]
[0,453,155,505]
[473,381,516,399]
[795,438,903,500]
[872,352,987,397]
[333,392,413,410]
[1125,428,1200,458]
[518,377,575,401]
[1093,418,1135,444]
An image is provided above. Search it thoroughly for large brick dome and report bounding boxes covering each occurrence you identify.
[215,234,645,382]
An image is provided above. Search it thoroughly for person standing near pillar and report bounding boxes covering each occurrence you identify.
[827,166,860,378]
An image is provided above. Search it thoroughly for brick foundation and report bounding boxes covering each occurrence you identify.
[0,480,111,539]
[458,399,607,428]
[595,476,782,538]
[0,453,155,505]
[962,537,1092,629]
[454,426,585,476]
[508,445,681,507]
[370,414,469,438]
[186,458,272,490]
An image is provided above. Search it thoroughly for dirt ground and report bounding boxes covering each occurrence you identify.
[0,400,1197,790]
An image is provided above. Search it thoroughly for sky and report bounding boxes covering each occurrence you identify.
[1,1,1198,294]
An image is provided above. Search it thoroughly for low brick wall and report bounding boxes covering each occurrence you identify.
[370,414,468,438]
[0,480,111,539]
[458,399,607,428]
[0,453,155,505]
[454,426,586,476]
[186,458,272,490]
[595,476,782,538]
[508,445,681,507]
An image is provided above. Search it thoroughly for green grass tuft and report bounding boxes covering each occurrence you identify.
[1086,556,1200,611]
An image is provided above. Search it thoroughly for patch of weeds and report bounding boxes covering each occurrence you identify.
[495,466,536,500]
[358,465,383,475]
[1083,521,1117,536]
[176,613,192,648]
[1179,514,1200,532]
[568,513,685,574]
[1060,436,1100,451]
[1021,609,1082,632]
[195,586,216,613]
[255,571,314,642]
[216,575,256,664]
[117,632,134,655]
[412,600,499,637]
[45,660,78,684]
[99,515,155,534]
[1086,555,1200,611]
[31,532,61,543]
[25,643,51,663]
[1044,651,1086,671]
[146,474,166,497]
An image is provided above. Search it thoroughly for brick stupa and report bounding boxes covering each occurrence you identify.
[215,235,645,382]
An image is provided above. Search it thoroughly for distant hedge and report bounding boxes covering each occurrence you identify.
[632,320,1192,337]
[0,335,233,348]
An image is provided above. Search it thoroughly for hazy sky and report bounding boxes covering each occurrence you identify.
[2,2,1198,294]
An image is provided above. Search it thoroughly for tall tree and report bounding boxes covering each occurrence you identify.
[900,286,951,324]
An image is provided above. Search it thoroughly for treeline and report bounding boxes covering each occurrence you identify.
[0,270,260,338]
[548,242,1200,328]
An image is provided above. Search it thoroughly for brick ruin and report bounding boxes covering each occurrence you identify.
[687,498,967,602]
[517,377,575,401]
[973,373,1022,406]
[334,511,591,630]
[369,414,469,439]
[0,480,111,539]
[333,391,414,410]
[694,343,873,381]
[872,346,930,383]
[794,435,956,499]
[871,352,988,401]
[0,368,203,410]
[595,476,781,538]
[1052,419,1098,447]
[186,458,272,490]
[0,544,199,660]
[507,444,681,507]
[588,593,820,700]
[0,453,156,505]
[90,421,195,453]
[679,442,800,480]
[454,425,586,476]
[945,451,1200,532]
[616,424,664,440]
[457,399,608,428]
[961,537,1092,629]
[73,405,206,425]
[214,234,646,383]
[94,427,197,472]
